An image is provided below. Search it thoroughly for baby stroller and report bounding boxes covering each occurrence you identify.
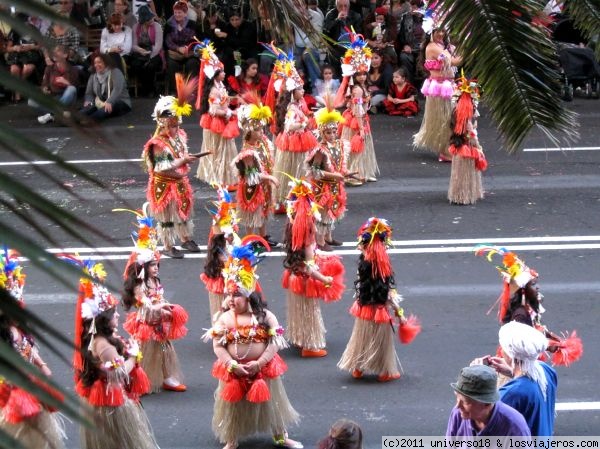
[551,13,600,100]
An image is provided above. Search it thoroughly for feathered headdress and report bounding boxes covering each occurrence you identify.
[357,217,393,280]
[113,203,160,279]
[334,27,372,107]
[420,0,444,35]
[190,39,224,109]
[315,94,345,131]
[0,247,25,303]
[453,70,481,135]
[261,42,304,112]
[207,184,239,238]
[237,91,273,132]
[222,235,271,296]
[61,254,118,372]
[152,73,197,130]
[285,175,321,251]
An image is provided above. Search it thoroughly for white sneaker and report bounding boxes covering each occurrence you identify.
[37,113,54,124]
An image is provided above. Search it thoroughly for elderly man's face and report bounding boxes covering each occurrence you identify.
[455,393,491,423]
[337,0,349,12]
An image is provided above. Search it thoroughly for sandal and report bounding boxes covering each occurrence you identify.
[273,434,303,448]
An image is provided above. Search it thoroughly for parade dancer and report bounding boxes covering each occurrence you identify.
[338,218,421,381]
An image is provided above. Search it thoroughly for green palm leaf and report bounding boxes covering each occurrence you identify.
[439,0,579,153]
[565,0,600,60]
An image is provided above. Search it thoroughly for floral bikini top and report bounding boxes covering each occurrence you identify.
[203,323,287,349]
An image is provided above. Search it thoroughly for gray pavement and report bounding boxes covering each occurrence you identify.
[0,96,599,448]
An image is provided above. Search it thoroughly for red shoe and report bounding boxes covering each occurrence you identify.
[377,373,401,382]
[274,203,286,215]
[226,184,238,192]
[352,369,363,379]
[301,348,327,358]
[438,154,452,163]
[163,382,187,392]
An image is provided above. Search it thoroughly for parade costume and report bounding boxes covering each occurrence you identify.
[282,178,345,355]
[306,102,348,241]
[474,245,583,367]
[337,218,421,381]
[201,185,240,323]
[335,29,379,182]
[68,256,158,449]
[202,238,302,448]
[263,43,318,205]
[0,249,66,449]
[142,74,200,256]
[447,73,487,205]
[233,97,276,230]
[118,206,188,393]
[194,40,239,186]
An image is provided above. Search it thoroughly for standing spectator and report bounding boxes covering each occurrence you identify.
[367,49,392,113]
[323,0,362,73]
[100,13,132,72]
[221,7,258,76]
[31,45,79,124]
[130,5,163,96]
[293,0,323,92]
[164,1,198,92]
[317,419,363,449]
[446,365,531,437]
[383,67,418,116]
[313,64,341,107]
[81,53,132,121]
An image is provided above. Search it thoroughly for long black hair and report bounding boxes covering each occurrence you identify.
[274,90,292,135]
[121,261,158,311]
[502,280,541,325]
[354,254,395,306]
[199,69,223,115]
[204,233,227,278]
[282,222,307,275]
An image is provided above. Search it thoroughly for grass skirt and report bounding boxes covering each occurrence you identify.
[337,318,402,376]
[212,377,300,444]
[153,201,194,247]
[345,133,379,179]
[273,150,308,203]
[286,291,326,350]
[0,409,66,449]
[81,398,159,449]
[196,130,238,185]
[140,339,184,393]
[208,291,224,324]
[448,155,483,205]
[413,96,452,157]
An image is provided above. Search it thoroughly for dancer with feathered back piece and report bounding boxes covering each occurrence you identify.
[447,72,487,205]
[338,217,421,382]
[474,245,583,368]
[282,177,345,357]
[201,184,241,324]
[203,237,303,449]
[194,39,239,187]
[233,93,280,244]
[118,205,188,393]
[67,255,158,449]
[142,73,205,259]
[0,249,66,449]
[263,43,318,211]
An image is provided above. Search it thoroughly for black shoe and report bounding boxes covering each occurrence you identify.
[263,235,282,248]
[326,238,343,247]
[181,240,200,252]
[163,247,184,259]
[317,243,333,252]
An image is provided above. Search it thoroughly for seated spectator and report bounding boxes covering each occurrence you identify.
[364,6,397,66]
[43,19,85,66]
[383,67,418,116]
[100,13,132,73]
[221,7,258,76]
[313,64,341,107]
[366,49,392,113]
[130,5,163,96]
[164,1,199,92]
[30,45,79,124]
[57,0,91,27]
[227,58,268,104]
[195,3,227,47]
[109,0,140,28]
[80,53,131,120]
[317,419,363,449]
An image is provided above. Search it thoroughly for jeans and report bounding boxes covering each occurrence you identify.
[28,85,78,114]
[79,101,131,121]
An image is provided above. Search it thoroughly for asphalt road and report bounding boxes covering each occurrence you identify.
[0,95,599,449]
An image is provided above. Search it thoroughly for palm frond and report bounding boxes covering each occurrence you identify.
[440,0,579,153]
[565,0,600,60]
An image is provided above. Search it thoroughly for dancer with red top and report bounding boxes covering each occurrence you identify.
[203,237,303,449]
[338,217,421,381]
[119,205,188,393]
[68,255,158,449]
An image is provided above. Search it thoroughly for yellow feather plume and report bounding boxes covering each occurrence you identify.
[248,104,272,122]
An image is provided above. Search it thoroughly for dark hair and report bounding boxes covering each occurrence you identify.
[0,314,13,346]
[204,233,226,278]
[418,29,449,75]
[448,110,467,148]
[393,67,408,78]
[282,222,307,274]
[318,419,363,449]
[354,254,395,306]
[274,90,292,135]
[321,63,336,77]
[248,291,267,324]
[94,52,116,70]
[122,260,159,310]
[108,13,124,32]
[200,69,223,115]
[238,58,260,85]
[502,280,541,325]
[78,308,124,387]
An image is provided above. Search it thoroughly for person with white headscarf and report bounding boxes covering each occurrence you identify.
[485,321,557,437]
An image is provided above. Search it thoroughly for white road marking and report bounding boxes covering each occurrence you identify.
[523,146,600,152]
[0,158,142,166]
[556,402,600,411]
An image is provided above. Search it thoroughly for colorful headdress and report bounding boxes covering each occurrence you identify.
[285,176,320,251]
[0,247,25,303]
[314,95,345,131]
[474,245,538,321]
[207,184,239,238]
[114,203,160,279]
[237,92,273,132]
[222,235,271,296]
[262,42,304,112]
[453,70,481,135]
[152,73,197,129]
[191,39,224,109]
[420,0,444,35]
[334,27,372,106]
[357,217,393,280]
[62,254,118,372]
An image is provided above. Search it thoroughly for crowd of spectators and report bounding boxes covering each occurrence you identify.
[0,0,426,122]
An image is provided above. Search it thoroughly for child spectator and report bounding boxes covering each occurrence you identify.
[317,419,363,449]
[383,67,418,116]
[314,64,341,107]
